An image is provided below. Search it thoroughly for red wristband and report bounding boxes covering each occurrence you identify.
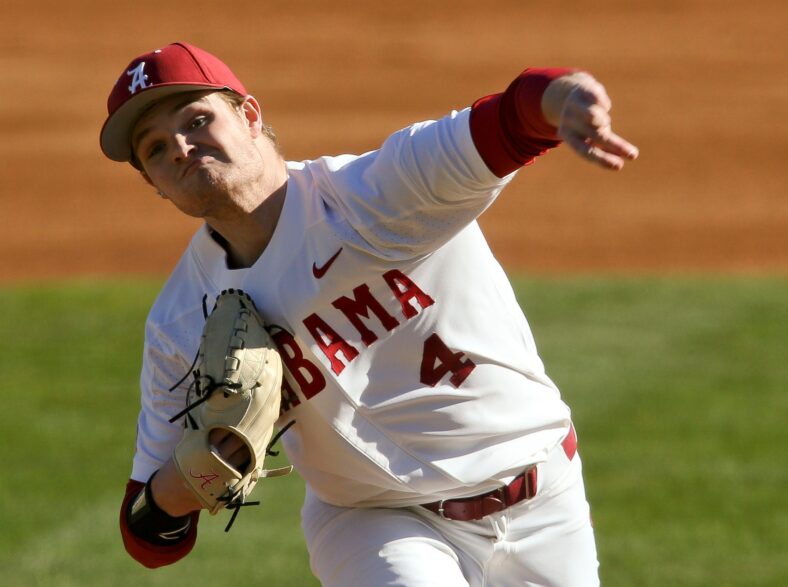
[470,67,578,177]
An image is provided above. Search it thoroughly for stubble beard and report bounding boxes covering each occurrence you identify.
[187,147,267,219]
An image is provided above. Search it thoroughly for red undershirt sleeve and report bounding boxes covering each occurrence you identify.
[469,67,579,178]
[119,479,200,569]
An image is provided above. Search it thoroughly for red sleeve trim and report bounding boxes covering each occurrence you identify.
[119,479,200,569]
[469,67,578,177]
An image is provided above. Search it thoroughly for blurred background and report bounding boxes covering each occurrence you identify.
[1,0,785,281]
[0,1,785,585]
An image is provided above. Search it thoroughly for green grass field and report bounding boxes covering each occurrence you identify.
[1,276,785,586]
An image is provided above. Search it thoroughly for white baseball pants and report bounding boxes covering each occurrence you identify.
[301,442,600,586]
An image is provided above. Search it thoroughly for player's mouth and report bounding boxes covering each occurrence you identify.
[181,156,210,179]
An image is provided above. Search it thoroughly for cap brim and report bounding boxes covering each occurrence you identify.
[100,83,231,162]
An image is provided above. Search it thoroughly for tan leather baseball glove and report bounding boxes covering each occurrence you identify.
[171,289,292,529]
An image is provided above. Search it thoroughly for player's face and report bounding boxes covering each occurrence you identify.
[131,91,269,219]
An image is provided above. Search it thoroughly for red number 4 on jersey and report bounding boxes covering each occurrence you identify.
[420,333,476,388]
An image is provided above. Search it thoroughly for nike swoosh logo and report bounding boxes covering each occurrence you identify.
[312,247,343,279]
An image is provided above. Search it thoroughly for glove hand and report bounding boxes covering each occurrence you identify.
[146,430,253,519]
[171,289,292,526]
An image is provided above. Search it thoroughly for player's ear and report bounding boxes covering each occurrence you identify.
[240,95,264,137]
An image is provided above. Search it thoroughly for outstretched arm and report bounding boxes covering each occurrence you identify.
[470,67,638,176]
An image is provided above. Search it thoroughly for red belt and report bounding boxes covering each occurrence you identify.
[422,424,577,521]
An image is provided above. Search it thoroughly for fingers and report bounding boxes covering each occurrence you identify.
[209,428,252,471]
[558,83,639,171]
[563,130,639,171]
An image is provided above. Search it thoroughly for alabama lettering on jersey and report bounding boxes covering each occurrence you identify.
[132,108,572,507]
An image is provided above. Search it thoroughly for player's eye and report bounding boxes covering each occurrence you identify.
[189,115,208,130]
[146,141,165,159]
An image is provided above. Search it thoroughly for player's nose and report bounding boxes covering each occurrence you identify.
[171,133,195,163]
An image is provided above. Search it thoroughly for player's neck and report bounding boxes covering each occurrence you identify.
[207,177,288,269]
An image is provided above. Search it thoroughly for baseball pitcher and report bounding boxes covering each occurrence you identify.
[100,42,638,586]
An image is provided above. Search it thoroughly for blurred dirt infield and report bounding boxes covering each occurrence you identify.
[1,0,785,282]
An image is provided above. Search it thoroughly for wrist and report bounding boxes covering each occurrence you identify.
[127,471,193,545]
[151,458,205,516]
[469,67,576,177]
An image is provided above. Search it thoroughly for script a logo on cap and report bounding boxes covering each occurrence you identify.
[127,61,149,94]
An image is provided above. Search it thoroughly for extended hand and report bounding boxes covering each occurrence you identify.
[542,72,639,170]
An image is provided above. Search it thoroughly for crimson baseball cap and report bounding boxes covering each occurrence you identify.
[100,42,248,162]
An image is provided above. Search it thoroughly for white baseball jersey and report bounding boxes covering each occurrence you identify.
[131,107,572,508]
